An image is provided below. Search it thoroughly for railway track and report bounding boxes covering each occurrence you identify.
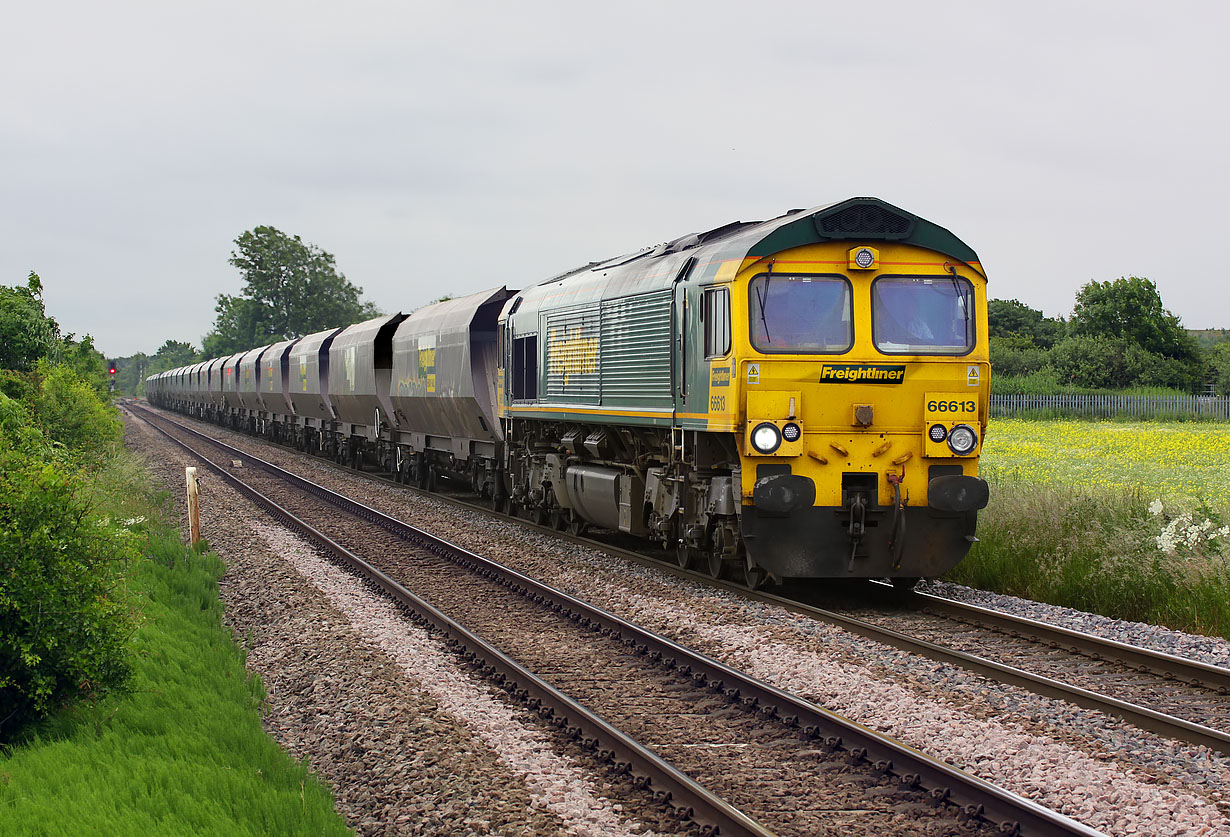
[136,404,1230,759]
[130,402,1096,836]
[838,585,1230,752]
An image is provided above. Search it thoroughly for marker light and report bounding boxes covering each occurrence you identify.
[928,424,948,443]
[947,424,978,455]
[782,422,802,443]
[751,422,783,454]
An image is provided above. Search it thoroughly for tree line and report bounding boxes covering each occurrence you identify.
[990,276,1229,395]
[114,226,379,395]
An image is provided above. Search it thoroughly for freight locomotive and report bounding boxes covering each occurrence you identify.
[148,197,990,588]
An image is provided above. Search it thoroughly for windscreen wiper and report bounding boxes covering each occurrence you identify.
[756,271,772,344]
[946,263,969,322]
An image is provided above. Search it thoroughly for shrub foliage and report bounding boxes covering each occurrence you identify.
[0,393,137,740]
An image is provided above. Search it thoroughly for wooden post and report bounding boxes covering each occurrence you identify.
[185,466,201,545]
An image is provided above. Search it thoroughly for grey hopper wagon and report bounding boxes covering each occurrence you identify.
[286,327,344,424]
[220,351,246,411]
[388,287,512,467]
[328,313,408,442]
[237,345,270,415]
[258,338,300,416]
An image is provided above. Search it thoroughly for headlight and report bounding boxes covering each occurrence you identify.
[750,422,782,454]
[947,424,978,455]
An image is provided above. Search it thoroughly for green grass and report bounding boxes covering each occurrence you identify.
[947,419,1230,638]
[0,521,349,835]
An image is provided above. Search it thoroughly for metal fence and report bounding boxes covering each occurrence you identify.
[989,394,1230,420]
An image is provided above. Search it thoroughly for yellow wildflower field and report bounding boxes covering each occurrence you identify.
[981,419,1230,505]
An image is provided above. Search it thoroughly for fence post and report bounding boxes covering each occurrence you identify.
[185,466,201,545]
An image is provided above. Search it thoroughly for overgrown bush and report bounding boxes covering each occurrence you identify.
[988,335,1051,377]
[0,391,137,741]
[30,360,122,463]
[1047,335,1204,392]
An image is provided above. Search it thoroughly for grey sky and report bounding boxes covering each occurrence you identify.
[5,1,1226,357]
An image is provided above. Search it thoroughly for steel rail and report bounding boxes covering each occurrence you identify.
[776,587,1230,755]
[130,404,772,837]
[133,404,1099,837]
[903,587,1230,694]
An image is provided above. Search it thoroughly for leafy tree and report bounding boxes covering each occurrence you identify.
[153,339,199,368]
[0,273,59,372]
[202,226,380,354]
[1067,277,1205,393]
[53,332,110,398]
[1070,277,1198,359]
[988,299,1066,348]
[201,296,262,357]
[1210,342,1230,396]
[114,352,149,397]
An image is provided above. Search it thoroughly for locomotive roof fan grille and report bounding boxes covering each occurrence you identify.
[814,201,915,241]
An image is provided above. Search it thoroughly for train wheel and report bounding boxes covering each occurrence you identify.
[743,562,770,591]
[550,509,568,531]
[568,513,588,536]
[891,577,920,595]
[425,466,438,492]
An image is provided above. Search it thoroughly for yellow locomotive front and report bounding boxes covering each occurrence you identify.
[715,227,990,583]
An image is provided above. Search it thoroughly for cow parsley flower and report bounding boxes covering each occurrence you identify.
[1153,504,1228,557]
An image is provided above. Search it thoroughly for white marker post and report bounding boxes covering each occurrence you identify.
[185,466,201,545]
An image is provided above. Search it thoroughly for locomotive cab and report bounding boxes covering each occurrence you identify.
[719,215,990,583]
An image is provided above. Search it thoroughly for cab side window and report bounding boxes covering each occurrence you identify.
[703,287,730,358]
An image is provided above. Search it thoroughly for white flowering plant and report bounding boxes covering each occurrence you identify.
[1150,499,1230,557]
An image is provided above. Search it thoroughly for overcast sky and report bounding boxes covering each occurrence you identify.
[5,1,1227,357]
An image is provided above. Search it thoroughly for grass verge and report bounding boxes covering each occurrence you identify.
[945,475,1230,639]
[0,468,348,835]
